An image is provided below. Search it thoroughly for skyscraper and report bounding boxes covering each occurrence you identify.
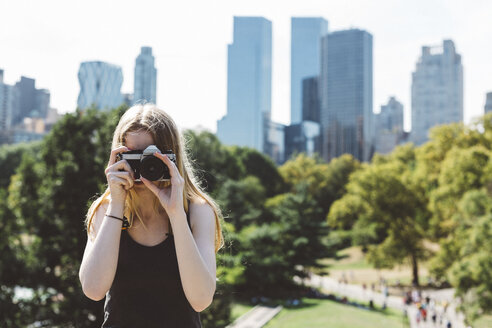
[35,89,50,118]
[217,16,272,152]
[0,70,15,131]
[290,17,328,124]
[377,97,404,133]
[411,40,463,145]
[319,29,373,162]
[485,92,492,114]
[134,46,157,104]
[77,61,123,110]
[10,76,50,126]
[14,77,36,125]
[374,97,405,154]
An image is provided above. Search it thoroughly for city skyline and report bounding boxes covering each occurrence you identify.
[1,0,491,132]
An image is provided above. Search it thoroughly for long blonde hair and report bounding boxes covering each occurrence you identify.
[85,104,224,252]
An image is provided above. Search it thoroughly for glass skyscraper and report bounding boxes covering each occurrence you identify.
[411,40,463,145]
[217,16,272,152]
[77,61,123,110]
[319,29,373,162]
[290,17,328,124]
[134,46,157,104]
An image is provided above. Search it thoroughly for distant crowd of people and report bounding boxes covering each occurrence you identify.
[404,290,454,328]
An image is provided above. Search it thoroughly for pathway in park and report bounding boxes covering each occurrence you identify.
[305,274,466,328]
[226,304,283,328]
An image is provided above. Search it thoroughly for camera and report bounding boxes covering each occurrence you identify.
[117,145,176,181]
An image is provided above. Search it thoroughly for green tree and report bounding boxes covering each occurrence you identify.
[237,183,333,297]
[0,184,37,327]
[215,176,266,232]
[280,153,360,216]
[428,146,491,237]
[228,146,286,197]
[450,214,492,322]
[184,130,244,195]
[0,142,41,189]
[5,107,124,326]
[328,145,430,286]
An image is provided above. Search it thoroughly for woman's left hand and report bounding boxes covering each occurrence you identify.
[141,152,185,217]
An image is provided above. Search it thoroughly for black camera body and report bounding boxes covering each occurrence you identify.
[117,145,176,181]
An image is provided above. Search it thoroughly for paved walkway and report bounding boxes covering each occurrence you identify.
[226,304,283,328]
[304,274,466,328]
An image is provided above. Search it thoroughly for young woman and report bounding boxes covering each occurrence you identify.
[79,104,223,327]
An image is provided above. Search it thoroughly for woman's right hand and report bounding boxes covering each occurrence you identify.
[105,146,135,203]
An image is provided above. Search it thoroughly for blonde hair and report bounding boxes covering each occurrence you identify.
[85,104,224,252]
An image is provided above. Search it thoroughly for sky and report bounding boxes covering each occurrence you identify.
[1,0,491,133]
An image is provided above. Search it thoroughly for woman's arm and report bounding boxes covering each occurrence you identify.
[78,200,124,301]
[170,200,217,312]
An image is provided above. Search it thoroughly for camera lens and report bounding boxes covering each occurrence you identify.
[140,156,166,181]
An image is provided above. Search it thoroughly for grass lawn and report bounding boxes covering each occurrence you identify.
[319,246,373,271]
[318,246,429,288]
[263,298,409,328]
[474,314,492,328]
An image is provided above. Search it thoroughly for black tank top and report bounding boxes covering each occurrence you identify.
[102,210,202,328]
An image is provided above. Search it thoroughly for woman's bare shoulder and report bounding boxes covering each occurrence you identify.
[190,196,207,206]
[189,196,214,222]
[189,196,214,212]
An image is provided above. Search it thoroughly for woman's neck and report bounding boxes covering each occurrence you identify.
[132,189,165,223]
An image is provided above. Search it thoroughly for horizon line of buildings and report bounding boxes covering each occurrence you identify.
[0,46,157,145]
[2,18,492,161]
[0,70,60,144]
[215,16,488,164]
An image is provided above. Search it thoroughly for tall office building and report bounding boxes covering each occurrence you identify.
[291,17,328,124]
[319,29,373,162]
[217,16,272,152]
[0,70,53,145]
[485,92,492,114]
[14,77,35,125]
[9,76,51,126]
[377,97,404,132]
[35,89,50,118]
[284,75,322,161]
[411,40,463,145]
[77,61,123,110]
[0,70,15,131]
[374,97,405,154]
[134,46,157,104]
